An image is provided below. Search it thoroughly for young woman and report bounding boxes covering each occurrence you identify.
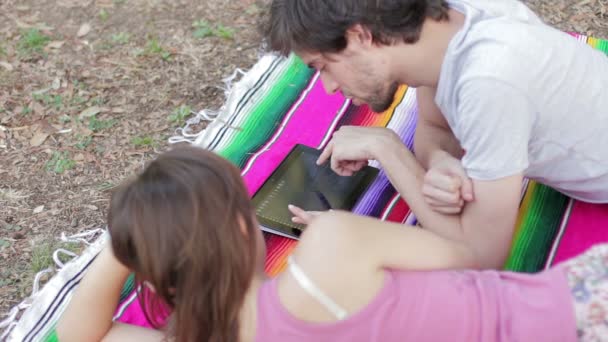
[57,146,606,342]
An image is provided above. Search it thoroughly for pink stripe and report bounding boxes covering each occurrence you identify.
[551,201,608,264]
[242,77,347,195]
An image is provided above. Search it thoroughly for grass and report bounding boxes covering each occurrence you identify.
[97,181,115,191]
[75,135,93,149]
[88,116,117,132]
[99,9,110,21]
[29,241,83,276]
[45,151,76,174]
[192,20,234,40]
[17,28,50,58]
[20,106,32,116]
[30,243,54,273]
[110,32,130,45]
[144,38,171,61]
[0,238,9,250]
[168,105,191,126]
[215,24,235,40]
[33,93,63,110]
[90,96,105,106]
[0,42,6,57]
[131,135,156,147]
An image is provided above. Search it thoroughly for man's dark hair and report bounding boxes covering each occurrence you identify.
[262,0,449,56]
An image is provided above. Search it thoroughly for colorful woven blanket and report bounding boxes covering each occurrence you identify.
[6,33,608,341]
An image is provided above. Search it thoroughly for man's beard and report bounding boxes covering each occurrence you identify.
[369,82,399,113]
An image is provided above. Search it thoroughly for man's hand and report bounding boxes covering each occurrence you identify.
[317,126,401,176]
[423,151,474,214]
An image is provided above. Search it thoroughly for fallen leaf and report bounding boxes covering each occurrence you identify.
[79,106,101,119]
[73,153,85,161]
[52,77,61,90]
[33,205,44,214]
[77,23,91,37]
[47,41,65,49]
[32,101,45,115]
[0,62,13,71]
[84,205,98,211]
[30,130,50,147]
[112,107,126,113]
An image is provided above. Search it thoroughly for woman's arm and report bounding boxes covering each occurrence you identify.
[298,210,479,273]
[56,241,135,342]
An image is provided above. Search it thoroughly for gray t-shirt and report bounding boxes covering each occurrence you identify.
[435,0,608,203]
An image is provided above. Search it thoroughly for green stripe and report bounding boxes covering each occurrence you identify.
[504,184,569,272]
[44,330,58,342]
[119,273,135,301]
[218,55,314,166]
[504,36,607,272]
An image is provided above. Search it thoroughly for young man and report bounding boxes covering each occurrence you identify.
[265,0,608,268]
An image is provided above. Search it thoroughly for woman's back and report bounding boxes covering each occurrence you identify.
[256,265,576,342]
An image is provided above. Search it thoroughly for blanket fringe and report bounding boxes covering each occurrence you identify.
[0,228,104,340]
[168,68,248,145]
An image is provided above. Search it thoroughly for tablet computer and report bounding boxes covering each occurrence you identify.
[251,144,379,239]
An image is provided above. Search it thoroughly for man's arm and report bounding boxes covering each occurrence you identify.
[414,86,464,169]
[375,141,522,269]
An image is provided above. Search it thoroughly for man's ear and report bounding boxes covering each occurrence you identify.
[345,24,374,48]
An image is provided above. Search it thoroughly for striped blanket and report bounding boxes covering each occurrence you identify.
[6,33,608,341]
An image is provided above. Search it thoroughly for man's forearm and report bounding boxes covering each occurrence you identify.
[375,140,465,241]
[414,121,464,169]
[373,140,519,269]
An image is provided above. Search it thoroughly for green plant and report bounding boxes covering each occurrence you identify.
[75,135,93,149]
[193,20,213,39]
[90,97,105,106]
[99,9,109,21]
[0,238,9,249]
[131,135,156,147]
[97,181,115,191]
[110,32,130,45]
[215,24,235,40]
[58,114,71,123]
[192,21,234,40]
[51,94,63,109]
[30,243,54,273]
[20,106,32,116]
[144,38,171,60]
[88,116,116,132]
[168,105,191,126]
[0,43,6,56]
[70,95,87,106]
[33,93,63,110]
[45,151,76,174]
[18,28,50,57]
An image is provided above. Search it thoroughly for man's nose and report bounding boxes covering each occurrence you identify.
[320,73,339,95]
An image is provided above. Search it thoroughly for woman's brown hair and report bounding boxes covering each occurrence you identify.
[107,146,259,342]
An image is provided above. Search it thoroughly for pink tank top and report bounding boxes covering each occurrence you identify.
[255,266,577,341]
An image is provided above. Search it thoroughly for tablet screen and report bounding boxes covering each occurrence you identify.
[251,144,379,239]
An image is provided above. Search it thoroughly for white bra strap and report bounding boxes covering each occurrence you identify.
[287,256,348,320]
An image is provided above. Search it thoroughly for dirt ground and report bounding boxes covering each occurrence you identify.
[0,0,607,317]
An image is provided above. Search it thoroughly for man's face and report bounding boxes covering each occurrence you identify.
[298,44,399,113]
